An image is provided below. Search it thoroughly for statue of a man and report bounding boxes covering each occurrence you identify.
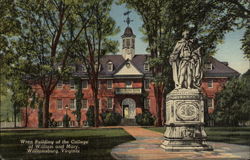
[169,30,202,89]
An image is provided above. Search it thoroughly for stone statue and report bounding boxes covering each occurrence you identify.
[169,30,202,89]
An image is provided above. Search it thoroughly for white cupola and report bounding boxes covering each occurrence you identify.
[122,26,136,60]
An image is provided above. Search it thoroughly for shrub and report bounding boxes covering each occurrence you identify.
[135,110,155,126]
[86,106,95,126]
[48,113,57,128]
[101,111,122,126]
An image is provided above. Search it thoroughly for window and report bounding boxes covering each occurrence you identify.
[78,65,87,72]
[57,99,63,110]
[126,39,130,47]
[70,121,75,127]
[144,98,150,110]
[82,99,88,109]
[207,98,214,108]
[123,39,125,48]
[208,80,213,88]
[144,62,149,71]
[107,98,113,109]
[107,61,113,72]
[57,121,63,127]
[132,39,135,48]
[56,81,63,89]
[98,99,102,110]
[70,99,76,110]
[70,80,75,89]
[205,63,213,70]
[82,80,88,89]
[82,65,87,72]
[144,79,150,90]
[107,80,113,89]
[98,80,101,89]
[125,81,132,88]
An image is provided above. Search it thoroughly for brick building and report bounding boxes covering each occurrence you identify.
[21,26,240,127]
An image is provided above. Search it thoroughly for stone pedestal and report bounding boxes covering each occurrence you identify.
[161,89,213,151]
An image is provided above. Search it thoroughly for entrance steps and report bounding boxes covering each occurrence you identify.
[120,119,137,126]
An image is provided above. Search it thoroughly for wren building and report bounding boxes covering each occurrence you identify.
[21,26,240,127]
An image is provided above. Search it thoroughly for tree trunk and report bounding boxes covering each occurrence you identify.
[154,86,163,126]
[42,94,50,128]
[94,89,99,127]
[14,104,17,128]
[25,104,28,127]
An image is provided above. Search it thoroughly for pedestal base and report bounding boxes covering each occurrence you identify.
[161,89,213,151]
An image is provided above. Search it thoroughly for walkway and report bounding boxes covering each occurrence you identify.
[111,126,250,160]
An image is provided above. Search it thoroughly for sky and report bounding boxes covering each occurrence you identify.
[110,3,249,74]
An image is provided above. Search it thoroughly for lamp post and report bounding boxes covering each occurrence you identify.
[64,105,69,128]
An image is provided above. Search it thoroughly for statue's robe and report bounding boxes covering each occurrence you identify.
[170,38,202,88]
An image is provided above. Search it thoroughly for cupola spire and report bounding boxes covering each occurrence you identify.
[122,11,136,60]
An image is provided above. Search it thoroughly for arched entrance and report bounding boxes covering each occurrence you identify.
[122,98,136,119]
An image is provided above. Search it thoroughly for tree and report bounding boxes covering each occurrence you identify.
[10,0,94,128]
[8,78,32,128]
[73,0,119,127]
[0,0,20,107]
[241,26,250,60]
[119,0,247,126]
[213,76,250,126]
[74,77,83,127]
[217,0,250,60]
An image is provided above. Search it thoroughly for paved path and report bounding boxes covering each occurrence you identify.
[111,126,250,160]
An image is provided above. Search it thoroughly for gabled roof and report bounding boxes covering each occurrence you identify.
[98,54,150,77]
[204,57,240,78]
[114,59,143,76]
[74,54,240,79]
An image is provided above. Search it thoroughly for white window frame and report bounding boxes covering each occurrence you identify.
[107,80,113,89]
[98,80,101,89]
[57,121,63,127]
[205,63,213,70]
[144,62,149,71]
[70,99,76,110]
[82,65,87,72]
[107,61,113,72]
[99,99,102,110]
[144,79,150,90]
[82,99,88,110]
[107,98,113,109]
[56,81,63,89]
[70,121,75,127]
[57,99,63,110]
[208,79,213,88]
[70,80,75,89]
[207,98,214,109]
[82,80,88,89]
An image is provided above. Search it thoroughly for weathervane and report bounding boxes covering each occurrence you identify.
[124,10,133,26]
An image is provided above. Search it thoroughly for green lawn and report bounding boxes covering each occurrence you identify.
[0,128,135,160]
[145,127,250,146]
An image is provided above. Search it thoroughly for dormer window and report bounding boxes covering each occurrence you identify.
[107,61,113,72]
[144,62,149,71]
[205,62,213,70]
[82,65,87,72]
[95,62,102,72]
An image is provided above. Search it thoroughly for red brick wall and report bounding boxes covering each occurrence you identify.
[201,77,228,113]
[21,77,228,127]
